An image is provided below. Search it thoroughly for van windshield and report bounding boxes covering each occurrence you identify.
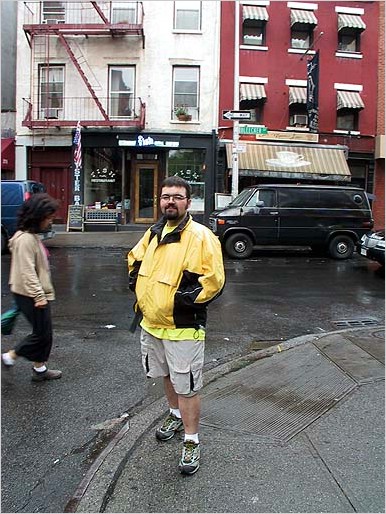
[227,188,254,207]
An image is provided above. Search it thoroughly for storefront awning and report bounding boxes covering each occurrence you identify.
[338,14,366,32]
[225,142,351,181]
[290,9,317,26]
[289,87,307,105]
[337,90,365,110]
[243,5,269,21]
[240,83,266,101]
[1,138,15,170]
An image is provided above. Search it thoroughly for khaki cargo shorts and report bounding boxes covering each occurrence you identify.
[140,328,205,396]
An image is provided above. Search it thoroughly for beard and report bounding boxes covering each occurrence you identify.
[163,205,179,220]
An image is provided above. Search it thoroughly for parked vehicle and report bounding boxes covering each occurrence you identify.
[1,180,53,253]
[209,184,373,260]
[357,230,385,267]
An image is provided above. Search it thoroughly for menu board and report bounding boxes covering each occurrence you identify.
[67,205,84,231]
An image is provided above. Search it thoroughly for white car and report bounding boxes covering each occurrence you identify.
[357,230,385,267]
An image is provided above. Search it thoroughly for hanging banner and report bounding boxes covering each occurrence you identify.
[72,121,83,205]
[307,51,319,133]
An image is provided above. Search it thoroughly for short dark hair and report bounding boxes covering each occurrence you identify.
[161,176,191,199]
[17,193,59,233]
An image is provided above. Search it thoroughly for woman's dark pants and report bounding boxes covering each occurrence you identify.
[13,293,53,362]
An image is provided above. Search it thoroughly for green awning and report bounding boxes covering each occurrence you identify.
[243,5,269,21]
[290,9,317,26]
[289,87,307,105]
[240,83,266,101]
[337,91,365,110]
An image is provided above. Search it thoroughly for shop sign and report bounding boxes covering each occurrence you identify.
[118,135,180,148]
[90,168,117,183]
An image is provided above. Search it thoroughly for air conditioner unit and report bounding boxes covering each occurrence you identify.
[42,18,65,24]
[42,108,59,119]
[290,114,308,126]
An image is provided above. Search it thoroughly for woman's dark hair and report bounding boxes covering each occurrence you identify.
[161,176,191,199]
[16,193,59,233]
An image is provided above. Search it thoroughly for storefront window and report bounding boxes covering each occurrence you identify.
[167,149,205,212]
[84,147,122,208]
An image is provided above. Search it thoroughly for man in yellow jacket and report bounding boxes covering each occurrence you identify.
[128,176,225,475]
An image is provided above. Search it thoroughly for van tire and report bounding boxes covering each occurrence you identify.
[328,235,355,260]
[225,233,253,259]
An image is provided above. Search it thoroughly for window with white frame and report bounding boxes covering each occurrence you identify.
[39,65,64,119]
[172,66,199,120]
[111,1,138,24]
[41,1,65,24]
[174,1,201,30]
[338,29,361,52]
[109,66,135,118]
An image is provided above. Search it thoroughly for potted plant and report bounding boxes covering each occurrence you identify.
[174,105,192,122]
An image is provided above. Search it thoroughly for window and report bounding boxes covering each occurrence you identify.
[39,65,64,119]
[245,189,276,208]
[291,26,313,49]
[336,90,364,131]
[242,5,268,46]
[41,1,65,24]
[239,83,266,123]
[290,9,317,49]
[243,20,266,46]
[109,66,135,118]
[288,87,307,127]
[172,66,199,120]
[167,149,206,212]
[338,29,360,52]
[174,1,201,30]
[111,2,138,24]
[337,110,358,131]
[337,14,365,53]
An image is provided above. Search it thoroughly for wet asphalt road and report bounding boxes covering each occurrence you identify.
[1,247,384,513]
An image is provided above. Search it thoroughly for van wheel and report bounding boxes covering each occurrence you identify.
[225,233,253,259]
[328,235,355,260]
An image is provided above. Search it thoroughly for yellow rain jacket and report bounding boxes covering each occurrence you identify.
[128,214,225,330]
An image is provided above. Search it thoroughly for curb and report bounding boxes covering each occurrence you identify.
[66,325,384,513]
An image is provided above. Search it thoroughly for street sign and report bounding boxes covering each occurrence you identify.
[222,110,251,121]
[232,143,246,153]
[240,125,268,135]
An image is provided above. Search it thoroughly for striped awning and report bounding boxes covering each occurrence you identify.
[290,9,317,26]
[240,83,267,101]
[338,14,366,32]
[226,142,351,180]
[337,90,365,110]
[289,87,307,105]
[243,5,269,21]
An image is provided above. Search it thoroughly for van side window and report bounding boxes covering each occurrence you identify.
[278,189,321,208]
[246,190,275,207]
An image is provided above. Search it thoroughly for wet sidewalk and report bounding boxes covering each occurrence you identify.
[69,326,385,513]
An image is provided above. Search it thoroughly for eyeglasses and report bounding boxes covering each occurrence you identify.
[160,194,187,202]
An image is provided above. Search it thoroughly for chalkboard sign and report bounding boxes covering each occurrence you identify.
[67,205,84,231]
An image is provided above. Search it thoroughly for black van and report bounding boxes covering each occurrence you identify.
[209,184,374,260]
[1,180,47,252]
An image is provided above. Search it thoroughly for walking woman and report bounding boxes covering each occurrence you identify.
[2,193,62,382]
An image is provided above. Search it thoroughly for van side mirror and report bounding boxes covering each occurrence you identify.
[255,200,265,207]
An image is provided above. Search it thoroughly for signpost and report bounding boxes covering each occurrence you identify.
[222,110,251,121]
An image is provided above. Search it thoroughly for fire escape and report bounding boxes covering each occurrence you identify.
[22,1,146,129]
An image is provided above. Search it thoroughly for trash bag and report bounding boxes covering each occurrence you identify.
[1,306,21,336]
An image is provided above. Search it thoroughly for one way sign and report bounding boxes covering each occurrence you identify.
[222,110,251,121]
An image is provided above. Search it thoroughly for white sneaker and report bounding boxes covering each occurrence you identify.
[2,353,15,367]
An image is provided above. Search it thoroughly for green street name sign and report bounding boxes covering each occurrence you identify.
[240,125,268,135]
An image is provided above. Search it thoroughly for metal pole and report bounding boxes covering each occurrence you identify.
[231,0,240,200]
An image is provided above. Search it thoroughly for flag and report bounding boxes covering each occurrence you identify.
[73,121,82,170]
[307,51,319,133]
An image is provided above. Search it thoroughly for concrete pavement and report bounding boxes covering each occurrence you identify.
[65,326,384,513]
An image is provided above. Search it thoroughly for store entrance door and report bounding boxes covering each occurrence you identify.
[134,163,158,223]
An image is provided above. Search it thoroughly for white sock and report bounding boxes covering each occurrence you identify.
[170,408,181,419]
[184,433,199,444]
[33,365,47,373]
[2,353,15,366]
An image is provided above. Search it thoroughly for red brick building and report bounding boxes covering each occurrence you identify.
[218,1,381,205]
